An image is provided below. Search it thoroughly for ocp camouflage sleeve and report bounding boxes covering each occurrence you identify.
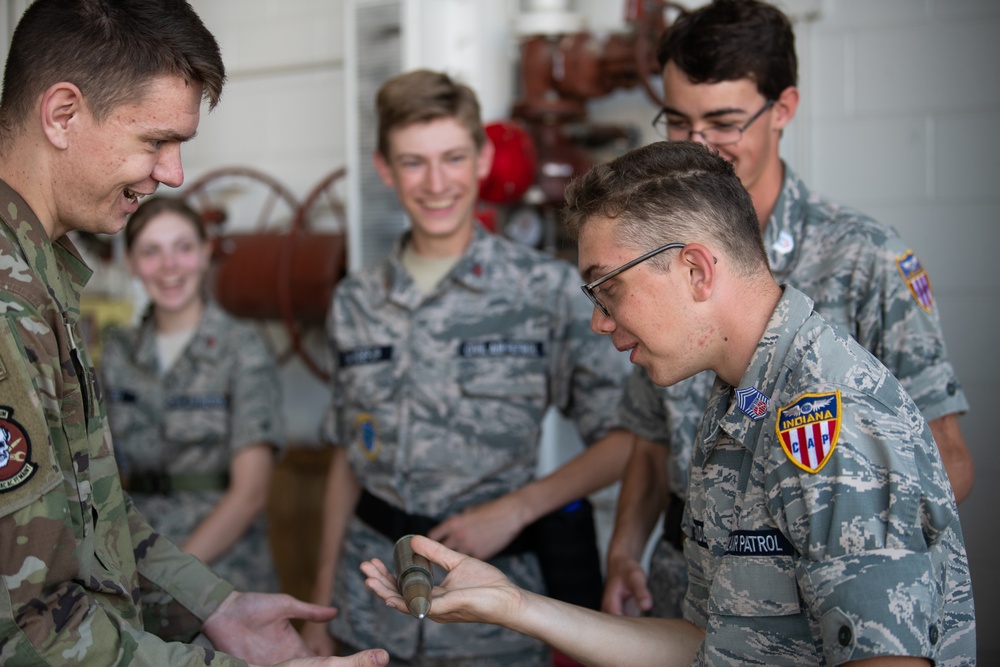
[0,184,243,666]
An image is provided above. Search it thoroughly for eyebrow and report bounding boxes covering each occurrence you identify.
[580,262,611,283]
[146,129,198,143]
[661,105,751,120]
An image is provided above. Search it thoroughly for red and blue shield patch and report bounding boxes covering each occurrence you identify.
[775,391,841,473]
[896,249,934,313]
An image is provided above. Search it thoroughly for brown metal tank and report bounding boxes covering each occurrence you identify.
[210,231,346,325]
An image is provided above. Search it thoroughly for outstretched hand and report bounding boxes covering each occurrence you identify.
[202,591,388,666]
[361,535,524,626]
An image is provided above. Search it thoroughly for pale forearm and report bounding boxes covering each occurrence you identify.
[607,437,670,562]
[309,447,361,605]
[928,413,974,503]
[183,490,267,564]
[513,589,703,667]
[183,445,274,564]
[511,429,634,526]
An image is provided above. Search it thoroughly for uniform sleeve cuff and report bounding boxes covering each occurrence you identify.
[796,549,943,664]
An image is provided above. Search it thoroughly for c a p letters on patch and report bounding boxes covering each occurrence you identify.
[775,391,841,473]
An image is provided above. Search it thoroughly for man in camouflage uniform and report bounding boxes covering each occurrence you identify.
[603,0,974,621]
[0,2,387,666]
[301,69,631,665]
[361,141,977,667]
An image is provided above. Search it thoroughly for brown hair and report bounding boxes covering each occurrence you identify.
[375,69,485,158]
[124,196,206,251]
[0,0,225,141]
[657,0,797,101]
[563,141,769,278]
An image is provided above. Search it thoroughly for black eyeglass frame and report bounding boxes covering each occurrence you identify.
[651,99,775,146]
[581,242,687,317]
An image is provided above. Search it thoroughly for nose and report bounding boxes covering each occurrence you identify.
[162,247,181,269]
[153,143,185,189]
[590,306,616,335]
[688,130,713,147]
[425,161,446,193]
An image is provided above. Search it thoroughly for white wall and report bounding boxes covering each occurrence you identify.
[65,0,1000,660]
[802,4,1000,663]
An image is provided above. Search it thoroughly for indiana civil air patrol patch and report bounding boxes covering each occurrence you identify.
[0,407,36,493]
[896,249,934,313]
[775,391,841,473]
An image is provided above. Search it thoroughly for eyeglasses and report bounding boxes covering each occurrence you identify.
[581,242,686,317]
[652,99,775,146]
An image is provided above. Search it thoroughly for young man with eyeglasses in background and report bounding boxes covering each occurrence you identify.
[602,0,975,622]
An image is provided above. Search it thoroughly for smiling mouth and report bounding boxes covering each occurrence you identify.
[124,188,145,204]
[423,198,457,210]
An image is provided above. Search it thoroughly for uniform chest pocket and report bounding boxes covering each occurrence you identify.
[105,388,145,441]
[340,358,398,406]
[709,555,802,617]
[162,393,230,443]
[456,340,548,399]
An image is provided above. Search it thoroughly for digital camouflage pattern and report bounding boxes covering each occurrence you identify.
[618,165,969,618]
[101,300,285,594]
[683,286,975,666]
[0,180,244,666]
[325,224,624,662]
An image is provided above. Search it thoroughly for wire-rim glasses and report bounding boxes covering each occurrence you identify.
[581,242,686,317]
[652,99,775,146]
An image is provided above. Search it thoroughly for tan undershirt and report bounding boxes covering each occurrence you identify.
[156,325,196,376]
[401,243,462,293]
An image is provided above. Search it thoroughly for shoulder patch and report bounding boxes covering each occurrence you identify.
[895,249,934,313]
[0,408,37,492]
[0,319,63,516]
[775,391,841,473]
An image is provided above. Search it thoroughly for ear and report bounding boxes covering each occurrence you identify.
[40,82,85,150]
[475,137,495,181]
[679,243,717,302]
[372,150,396,189]
[771,85,799,131]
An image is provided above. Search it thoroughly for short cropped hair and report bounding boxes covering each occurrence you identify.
[375,69,485,159]
[563,141,769,278]
[0,0,225,139]
[124,195,206,251]
[657,0,797,101]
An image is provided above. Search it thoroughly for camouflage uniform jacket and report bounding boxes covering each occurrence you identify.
[684,286,975,666]
[620,164,968,499]
[325,224,624,659]
[101,300,284,593]
[0,180,243,666]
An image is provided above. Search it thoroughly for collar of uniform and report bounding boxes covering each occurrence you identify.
[132,299,226,370]
[131,310,160,371]
[0,178,93,318]
[384,223,494,305]
[716,286,816,453]
[762,163,810,281]
[185,300,229,363]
